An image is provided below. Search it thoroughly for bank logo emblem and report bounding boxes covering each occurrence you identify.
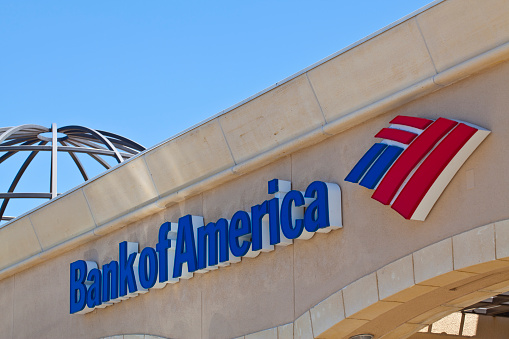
[345,116,490,221]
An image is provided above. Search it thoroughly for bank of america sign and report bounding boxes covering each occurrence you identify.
[345,116,490,221]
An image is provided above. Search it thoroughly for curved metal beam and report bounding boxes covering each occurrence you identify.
[57,146,130,159]
[61,145,131,159]
[0,141,47,221]
[58,126,123,163]
[106,143,139,155]
[64,130,141,155]
[0,145,132,158]
[66,136,109,151]
[0,140,40,166]
[65,133,131,153]
[0,137,40,147]
[60,140,88,181]
[0,123,145,222]
[64,131,145,153]
[0,124,48,144]
[97,130,146,151]
[64,140,111,170]
[67,135,138,155]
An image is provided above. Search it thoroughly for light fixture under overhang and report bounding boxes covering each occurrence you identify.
[349,335,374,339]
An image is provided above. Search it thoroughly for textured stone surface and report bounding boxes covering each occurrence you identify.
[444,291,497,308]
[408,305,462,325]
[320,318,369,339]
[417,0,509,72]
[416,270,477,288]
[294,312,313,339]
[0,217,41,270]
[278,323,294,339]
[245,327,277,339]
[452,224,496,271]
[379,323,427,339]
[495,219,509,260]
[377,255,414,301]
[343,273,379,318]
[83,157,159,225]
[145,119,235,197]
[413,238,453,285]
[348,301,402,321]
[30,190,96,250]
[0,276,14,338]
[308,18,435,123]
[385,285,438,304]
[220,74,325,164]
[201,245,294,339]
[310,290,345,337]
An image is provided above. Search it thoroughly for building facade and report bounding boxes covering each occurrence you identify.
[1,0,509,338]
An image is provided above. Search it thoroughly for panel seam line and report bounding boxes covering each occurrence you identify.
[414,17,441,83]
[306,72,329,127]
[217,119,237,165]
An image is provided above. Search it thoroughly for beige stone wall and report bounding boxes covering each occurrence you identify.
[0,57,508,339]
[1,0,509,338]
[2,0,509,281]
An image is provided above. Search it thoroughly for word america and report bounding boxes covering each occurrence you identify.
[70,179,342,314]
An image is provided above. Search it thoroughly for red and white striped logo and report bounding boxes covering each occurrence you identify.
[345,116,490,221]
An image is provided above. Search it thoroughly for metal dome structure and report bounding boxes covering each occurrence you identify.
[0,123,146,222]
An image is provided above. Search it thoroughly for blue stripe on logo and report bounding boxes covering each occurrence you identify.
[359,145,403,189]
[345,143,387,183]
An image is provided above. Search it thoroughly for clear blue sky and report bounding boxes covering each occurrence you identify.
[0,0,434,223]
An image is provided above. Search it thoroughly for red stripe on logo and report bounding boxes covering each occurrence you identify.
[390,123,477,219]
[372,118,458,205]
[375,128,418,144]
[390,116,433,129]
